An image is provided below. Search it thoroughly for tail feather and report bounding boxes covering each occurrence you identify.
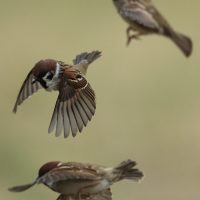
[73,51,101,75]
[123,168,144,181]
[8,181,36,192]
[114,159,143,181]
[165,28,192,57]
[115,159,137,170]
[73,51,102,65]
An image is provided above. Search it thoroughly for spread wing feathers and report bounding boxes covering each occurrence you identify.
[57,189,112,200]
[48,71,96,138]
[13,71,42,113]
[73,51,101,65]
[121,4,160,30]
[38,166,100,185]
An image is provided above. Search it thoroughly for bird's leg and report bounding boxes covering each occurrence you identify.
[126,26,141,45]
[126,26,133,38]
[126,32,141,46]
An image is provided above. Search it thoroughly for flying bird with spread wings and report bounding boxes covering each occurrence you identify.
[13,51,101,138]
[8,159,143,200]
[113,0,192,57]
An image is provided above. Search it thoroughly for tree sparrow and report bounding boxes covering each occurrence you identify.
[113,0,192,57]
[13,51,101,138]
[8,159,143,200]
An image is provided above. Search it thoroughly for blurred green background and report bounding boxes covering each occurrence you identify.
[0,0,200,200]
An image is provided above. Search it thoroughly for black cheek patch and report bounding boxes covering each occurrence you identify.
[38,79,48,89]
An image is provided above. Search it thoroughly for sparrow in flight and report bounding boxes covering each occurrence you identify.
[13,51,101,138]
[113,0,192,57]
[8,159,143,200]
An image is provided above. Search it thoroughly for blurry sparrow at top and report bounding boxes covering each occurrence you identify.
[113,0,192,57]
[13,51,101,138]
[9,159,143,200]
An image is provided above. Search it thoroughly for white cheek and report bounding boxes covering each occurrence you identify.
[43,63,62,91]
[55,63,61,77]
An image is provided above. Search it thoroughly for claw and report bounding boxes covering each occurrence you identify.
[126,37,131,46]
[126,26,133,38]
[126,35,140,46]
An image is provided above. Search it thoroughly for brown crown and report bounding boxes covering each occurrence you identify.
[32,59,58,77]
[38,161,61,177]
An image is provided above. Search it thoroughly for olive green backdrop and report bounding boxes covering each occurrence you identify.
[0,0,199,200]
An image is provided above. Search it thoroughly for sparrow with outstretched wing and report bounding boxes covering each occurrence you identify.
[9,159,143,200]
[13,51,101,138]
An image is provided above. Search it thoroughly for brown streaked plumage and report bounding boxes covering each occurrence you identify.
[113,0,192,57]
[8,159,143,200]
[13,51,101,138]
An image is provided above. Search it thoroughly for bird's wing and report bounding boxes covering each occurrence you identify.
[13,70,42,113]
[48,68,96,138]
[121,3,160,30]
[56,189,112,200]
[38,163,101,185]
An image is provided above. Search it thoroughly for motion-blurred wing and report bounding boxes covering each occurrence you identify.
[48,68,96,138]
[121,4,159,30]
[13,70,42,113]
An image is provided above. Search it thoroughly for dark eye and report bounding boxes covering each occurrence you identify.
[46,72,53,80]
[76,74,82,79]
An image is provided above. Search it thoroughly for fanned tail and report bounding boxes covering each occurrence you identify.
[73,51,102,65]
[73,51,101,75]
[164,28,192,57]
[114,159,144,181]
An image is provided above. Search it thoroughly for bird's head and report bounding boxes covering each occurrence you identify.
[38,161,63,177]
[32,59,64,89]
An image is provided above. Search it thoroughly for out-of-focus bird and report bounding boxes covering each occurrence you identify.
[8,159,143,200]
[13,51,101,138]
[113,0,192,57]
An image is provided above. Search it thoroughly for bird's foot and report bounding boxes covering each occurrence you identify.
[126,35,140,46]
